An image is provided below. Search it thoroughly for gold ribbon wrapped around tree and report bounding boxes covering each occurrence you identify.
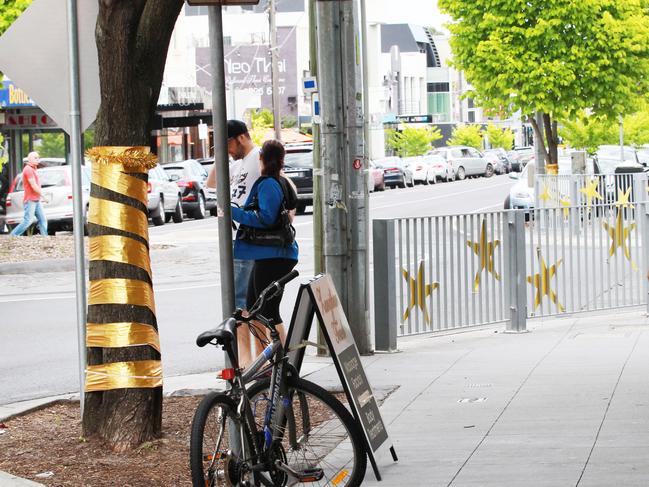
[83,147,163,446]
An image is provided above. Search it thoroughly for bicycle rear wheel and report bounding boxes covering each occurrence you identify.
[189,392,248,487]
[247,376,367,487]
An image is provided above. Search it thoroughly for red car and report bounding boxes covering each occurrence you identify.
[368,161,386,192]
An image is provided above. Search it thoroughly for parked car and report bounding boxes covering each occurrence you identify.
[373,156,414,188]
[5,165,90,235]
[596,145,640,166]
[367,161,386,192]
[402,156,435,185]
[422,153,453,182]
[147,164,183,226]
[508,146,534,172]
[483,149,511,174]
[163,159,217,219]
[429,146,493,180]
[284,145,313,214]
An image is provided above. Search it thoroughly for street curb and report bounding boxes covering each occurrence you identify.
[0,471,46,487]
[0,258,81,275]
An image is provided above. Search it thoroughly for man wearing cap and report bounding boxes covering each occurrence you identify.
[207,119,261,366]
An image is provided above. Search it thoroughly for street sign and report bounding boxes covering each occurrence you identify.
[286,274,398,481]
[186,0,260,4]
[302,76,318,94]
[311,92,320,124]
[0,0,100,134]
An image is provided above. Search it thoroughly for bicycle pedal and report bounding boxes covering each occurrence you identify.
[296,467,324,482]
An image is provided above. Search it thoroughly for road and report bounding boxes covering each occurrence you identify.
[0,174,512,405]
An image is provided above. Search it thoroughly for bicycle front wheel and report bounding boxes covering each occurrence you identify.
[189,392,248,487]
[247,376,367,487]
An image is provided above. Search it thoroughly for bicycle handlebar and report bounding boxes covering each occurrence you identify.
[243,269,300,322]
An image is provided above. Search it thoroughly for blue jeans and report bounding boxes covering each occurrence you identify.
[233,258,254,309]
[10,200,47,236]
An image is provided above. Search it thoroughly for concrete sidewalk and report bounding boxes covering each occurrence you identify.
[2,309,648,486]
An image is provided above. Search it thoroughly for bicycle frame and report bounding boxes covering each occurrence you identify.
[220,316,303,485]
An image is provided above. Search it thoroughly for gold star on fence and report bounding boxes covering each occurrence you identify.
[467,218,500,292]
[527,250,564,312]
[603,211,638,271]
[539,183,553,204]
[615,187,634,209]
[559,197,571,220]
[579,179,603,207]
[402,261,439,324]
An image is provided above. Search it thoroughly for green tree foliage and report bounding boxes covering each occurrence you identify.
[560,104,649,153]
[250,108,274,129]
[447,124,483,149]
[559,115,617,154]
[386,124,442,156]
[35,130,96,158]
[438,0,649,166]
[484,123,514,150]
[38,133,65,157]
[0,133,8,167]
[0,0,31,36]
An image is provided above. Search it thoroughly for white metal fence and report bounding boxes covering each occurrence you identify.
[373,173,649,351]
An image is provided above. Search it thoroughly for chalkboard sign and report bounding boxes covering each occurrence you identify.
[285,274,398,481]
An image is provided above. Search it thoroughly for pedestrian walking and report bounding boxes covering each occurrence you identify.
[207,120,262,366]
[231,139,299,367]
[10,152,47,236]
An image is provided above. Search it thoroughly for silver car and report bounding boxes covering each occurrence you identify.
[429,146,493,180]
[5,165,91,235]
[147,164,183,226]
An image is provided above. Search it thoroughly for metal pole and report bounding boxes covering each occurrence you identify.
[66,0,87,414]
[269,0,281,141]
[373,220,397,351]
[309,0,327,355]
[315,0,347,322]
[315,0,371,353]
[351,0,371,353]
[209,5,235,319]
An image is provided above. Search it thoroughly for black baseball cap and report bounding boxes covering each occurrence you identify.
[227,119,249,139]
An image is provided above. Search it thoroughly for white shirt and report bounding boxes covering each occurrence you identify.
[230,146,260,207]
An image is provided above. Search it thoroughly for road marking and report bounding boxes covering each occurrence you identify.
[372,182,511,210]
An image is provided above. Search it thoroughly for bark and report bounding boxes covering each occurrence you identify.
[94,0,184,146]
[83,0,183,452]
[543,113,559,168]
[528,115,549,165]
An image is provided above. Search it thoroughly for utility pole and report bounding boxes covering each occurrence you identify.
[309,0,323,275]
[208,5,235,318]
[315,0,371,354]
[269,0,281,140]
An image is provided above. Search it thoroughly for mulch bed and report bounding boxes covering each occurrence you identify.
[0,397,202,486]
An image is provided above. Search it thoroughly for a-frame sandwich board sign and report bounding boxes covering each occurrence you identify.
[285,274,398,481]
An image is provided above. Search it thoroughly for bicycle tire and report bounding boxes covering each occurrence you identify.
[247,376,367,487]
[189,392,247,487]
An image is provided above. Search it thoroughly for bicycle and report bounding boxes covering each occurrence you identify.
[190,269,367,487]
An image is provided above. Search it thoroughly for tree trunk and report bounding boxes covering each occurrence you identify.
[543,113,559,169]
[528,115,549,165]
[82,0,183,452]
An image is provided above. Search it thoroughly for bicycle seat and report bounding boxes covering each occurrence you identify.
[196,318,237,347]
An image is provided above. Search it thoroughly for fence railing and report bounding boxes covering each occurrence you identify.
[374,173,649,351]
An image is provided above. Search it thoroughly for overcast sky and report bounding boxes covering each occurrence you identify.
[366,0,450,31]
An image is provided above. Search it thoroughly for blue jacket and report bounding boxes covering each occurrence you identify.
[231,177,299,261]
